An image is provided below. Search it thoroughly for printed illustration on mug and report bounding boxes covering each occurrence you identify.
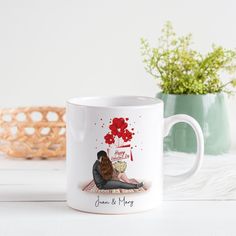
[82,117,149,194]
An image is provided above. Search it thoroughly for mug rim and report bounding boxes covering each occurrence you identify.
[67,96,163,109]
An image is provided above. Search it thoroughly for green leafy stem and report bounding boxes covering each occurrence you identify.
[141,21,236,95]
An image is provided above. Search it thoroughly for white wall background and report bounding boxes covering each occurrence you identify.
[0,0,236,147]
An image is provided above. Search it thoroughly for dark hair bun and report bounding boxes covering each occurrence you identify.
[97,150,107,160]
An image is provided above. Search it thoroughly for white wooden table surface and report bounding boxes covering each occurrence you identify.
[1,152,236,236]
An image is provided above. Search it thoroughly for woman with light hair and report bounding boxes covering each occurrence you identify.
[113,161,138,184]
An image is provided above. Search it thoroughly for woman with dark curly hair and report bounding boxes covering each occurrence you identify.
[100,155,114,181]
[92,150,143,190]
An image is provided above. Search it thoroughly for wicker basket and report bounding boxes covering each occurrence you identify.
[0,107,66,159]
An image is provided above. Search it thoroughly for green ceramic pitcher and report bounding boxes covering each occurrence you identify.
[157,92,231,155]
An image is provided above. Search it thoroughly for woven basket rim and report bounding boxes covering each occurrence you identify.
[0,106,64,113]
[0,106,66,158]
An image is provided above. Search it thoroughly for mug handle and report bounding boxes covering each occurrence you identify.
[164,114,204,184]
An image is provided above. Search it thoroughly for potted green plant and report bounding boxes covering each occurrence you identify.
[141,22,236,154]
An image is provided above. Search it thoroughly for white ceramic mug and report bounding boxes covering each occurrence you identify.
[66,96,204,214]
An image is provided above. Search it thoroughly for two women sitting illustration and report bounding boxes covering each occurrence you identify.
[92,150,143,190]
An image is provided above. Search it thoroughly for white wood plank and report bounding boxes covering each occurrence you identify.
[0,184,65,201]
[0,201,235,236]
[0,154,65,170]
[0,169,65,185]
[1,152,236,201]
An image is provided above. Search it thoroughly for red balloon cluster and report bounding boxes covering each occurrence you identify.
[104,117,134,145]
